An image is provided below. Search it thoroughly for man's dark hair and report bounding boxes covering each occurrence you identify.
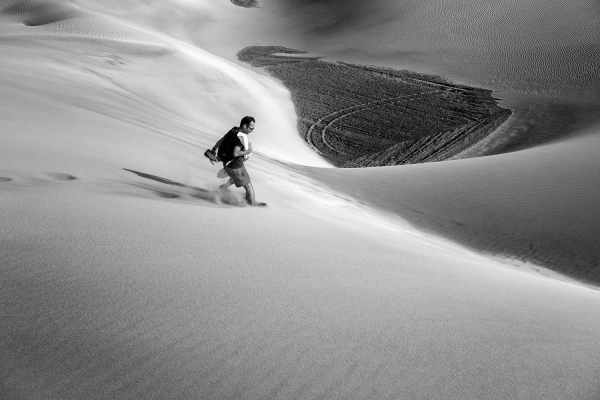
[240,116,255,128]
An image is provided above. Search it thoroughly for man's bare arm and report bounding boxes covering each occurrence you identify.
[233,144,252,158]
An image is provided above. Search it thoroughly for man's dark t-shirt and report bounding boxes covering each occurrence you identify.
[226,136,245,169]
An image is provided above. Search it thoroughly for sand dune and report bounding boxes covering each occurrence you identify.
[2,0,600,399]
[0,0,167,48]
[262,0,600,92]
[1,0,85,26]
[307,130,600,285]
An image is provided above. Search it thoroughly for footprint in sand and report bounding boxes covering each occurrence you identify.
[46,172,78,181]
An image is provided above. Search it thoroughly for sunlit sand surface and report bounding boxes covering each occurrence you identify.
[2,0,600,399]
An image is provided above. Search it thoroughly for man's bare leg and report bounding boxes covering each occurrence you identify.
[220,178,234,191]
[244,182,255,205]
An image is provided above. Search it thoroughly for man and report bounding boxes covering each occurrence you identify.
[215,116,257,205]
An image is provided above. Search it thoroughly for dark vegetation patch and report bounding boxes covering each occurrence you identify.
[230,0,258,8]
[238,46,512,167]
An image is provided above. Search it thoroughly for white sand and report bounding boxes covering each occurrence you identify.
[2,1,600,399]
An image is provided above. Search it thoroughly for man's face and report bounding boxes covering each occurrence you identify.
[242,121,255,134]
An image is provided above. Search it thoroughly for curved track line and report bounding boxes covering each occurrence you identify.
[320,91,441,156]
[305,90,440,156]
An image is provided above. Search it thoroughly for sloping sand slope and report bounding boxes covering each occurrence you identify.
[2,1,600,399]
[307,132,600,284]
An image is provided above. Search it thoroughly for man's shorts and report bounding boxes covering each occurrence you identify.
[224,165,251,187]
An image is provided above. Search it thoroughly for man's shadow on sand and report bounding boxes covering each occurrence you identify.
[123,168,244,206]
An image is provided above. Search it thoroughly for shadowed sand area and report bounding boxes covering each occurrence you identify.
[304,133,600,285]
[2,0,600,399]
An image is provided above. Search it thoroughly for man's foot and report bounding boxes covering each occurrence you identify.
[246,200,267,207]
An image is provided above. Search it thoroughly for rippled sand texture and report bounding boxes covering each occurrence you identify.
[0,0,167,49]
[252,0,600,97]
[2,1,600,400]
